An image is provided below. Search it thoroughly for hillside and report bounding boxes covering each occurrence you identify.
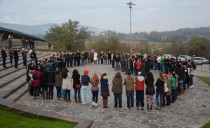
[0,22,104,36]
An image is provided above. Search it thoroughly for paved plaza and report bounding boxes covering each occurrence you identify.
[17,64,210,128]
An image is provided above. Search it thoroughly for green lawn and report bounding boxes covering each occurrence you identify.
[0,108,77,128]
[197,76,210,128]
[202,121,210,128]
[197,76,210,87]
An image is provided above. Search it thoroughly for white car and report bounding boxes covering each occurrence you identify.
[191,57,204,65]
[202,57,209,64]
[177,55,192,62]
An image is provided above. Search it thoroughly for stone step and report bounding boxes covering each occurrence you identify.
[0,69,26,88]
[0,54,49,78]
[0,75,26,98]
[0,53,42,66]
[6,83,28,102]
[0,54,51,99]
[0,54,49,72]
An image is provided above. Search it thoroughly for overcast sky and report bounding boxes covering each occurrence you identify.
[0,0,210,33]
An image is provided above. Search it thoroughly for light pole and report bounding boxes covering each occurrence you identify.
[127,1,135,53]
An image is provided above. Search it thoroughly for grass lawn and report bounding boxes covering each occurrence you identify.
[197,76,210,128]
[197,76,210,87]
[0,108,77,128]
[202,121,210,128]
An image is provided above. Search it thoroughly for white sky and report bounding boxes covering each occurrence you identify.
[0,0,210,33]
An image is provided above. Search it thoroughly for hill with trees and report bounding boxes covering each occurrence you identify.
[90,27,210,43]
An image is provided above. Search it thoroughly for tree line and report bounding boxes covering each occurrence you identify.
[45,19,210,59]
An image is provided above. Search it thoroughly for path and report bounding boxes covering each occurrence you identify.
[17,64,210,128]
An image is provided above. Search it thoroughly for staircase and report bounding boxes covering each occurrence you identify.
[0,52,51,102]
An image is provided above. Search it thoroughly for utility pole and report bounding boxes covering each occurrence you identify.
[127,1,135,53]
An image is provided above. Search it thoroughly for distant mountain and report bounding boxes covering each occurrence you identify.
[0,22,104,36]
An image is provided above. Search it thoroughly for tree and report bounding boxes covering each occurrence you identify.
[45,20,89,51]
[186,36,210,57]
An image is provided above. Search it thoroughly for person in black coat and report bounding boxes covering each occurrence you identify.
[14,49,19,68]
[72,69,81,103]
[145,72,155,110]
[47,67,55,99]
[155,72,165,110]
[30,49,37,62]
[9,48,14,66]
[22,48,28,66]
[1,47,7,68]
[41,69,48,99]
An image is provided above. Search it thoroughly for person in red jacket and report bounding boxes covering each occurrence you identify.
[32,67,42,99]
[135,58,142,76]
[135,72,145,110]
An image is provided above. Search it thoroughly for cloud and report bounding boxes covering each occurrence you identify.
[0,0,210,33]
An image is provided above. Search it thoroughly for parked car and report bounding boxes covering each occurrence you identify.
[177,55,192,62]
[163,54,175,59]
[202,57,209,64]
[191,57,204,65]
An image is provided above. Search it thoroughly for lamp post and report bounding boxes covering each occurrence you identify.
[127,1,135,53]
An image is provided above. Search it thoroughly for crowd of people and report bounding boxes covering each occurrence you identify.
[1,47,37,68]
[24,50,196,111]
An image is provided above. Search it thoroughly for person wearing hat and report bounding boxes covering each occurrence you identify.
[81,70,91,105]
[135,72,145,110]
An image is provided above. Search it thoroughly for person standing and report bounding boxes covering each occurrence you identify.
[145,72,155,110]
[1,47,7,68]
[90,73,99,107]
[72,69,81,103]
[22,48,28,66]
[170,72,177,103]
[135,72,145,110]
[30,49,37,62]
[31,67,42,99]
[48,42,51,50]
[22,37,26,48]
[76,50,81,66]
[41,69,48,99]
[8,48,14,66]
[25,39,28,48]
[124,70,135,110]
[108,51,111,65]
[55,71,63,99]
[112,72,123,110]
[62,68,71,102]
[155,72,165,110]
[8,34,13,48]
[47,67,55,99]
[100,73,110,108]
[81,70,90,104]
[14,49,19,68]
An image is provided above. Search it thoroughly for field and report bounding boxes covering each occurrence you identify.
[0,108,77,128]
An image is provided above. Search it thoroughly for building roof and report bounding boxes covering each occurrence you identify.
[0,26,47,42]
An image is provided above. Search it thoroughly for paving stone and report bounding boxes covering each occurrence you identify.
[146,122,159,128]
[14,64,210,128]
[11,103,28,112]
[54,106,68,112]
[102,115,114,121]
[24,107,42,116]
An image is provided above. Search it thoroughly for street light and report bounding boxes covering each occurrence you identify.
[127,1,135,53]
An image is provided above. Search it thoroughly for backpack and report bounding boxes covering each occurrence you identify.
[32,72,38,80]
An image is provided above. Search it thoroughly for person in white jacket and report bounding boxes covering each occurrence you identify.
[94,52,97,64]
[62,67,72,102]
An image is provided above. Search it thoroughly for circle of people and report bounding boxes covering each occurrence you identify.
[25,50,196,111]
